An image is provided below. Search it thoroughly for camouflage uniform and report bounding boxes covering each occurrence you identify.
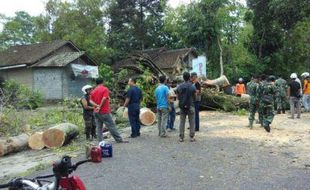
[257,80,276,132]
[246,80,259,128]
[274,78,287,113]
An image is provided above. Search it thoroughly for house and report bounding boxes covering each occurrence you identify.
[113,47,198,80]
[0,40,97,100]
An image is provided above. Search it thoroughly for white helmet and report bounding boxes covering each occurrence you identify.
[82,85,92,94]
[301,72,309,78]
[238,78,243,82]
[290,73,297,79]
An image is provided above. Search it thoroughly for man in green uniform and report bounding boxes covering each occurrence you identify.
[274,76,287,114]
[257,75,276,132]
[247,75,259,128]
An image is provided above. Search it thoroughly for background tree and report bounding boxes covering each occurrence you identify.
[107,0,168,59]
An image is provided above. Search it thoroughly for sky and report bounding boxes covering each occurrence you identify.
[0,0,247,17]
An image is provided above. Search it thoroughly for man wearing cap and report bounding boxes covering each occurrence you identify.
[235,78,246,97]
[81,85,96,140]
[90,78,128,143]
[301,72,310,112]
[287,73,302,119]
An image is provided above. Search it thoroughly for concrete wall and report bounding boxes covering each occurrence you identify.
[0,68,33,90]
[33,68,64,99]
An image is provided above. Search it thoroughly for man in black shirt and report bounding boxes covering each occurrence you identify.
[81,85,96,140]
[177,72,196,142]
[191,72,202,131]
[287,73,302,119]
[124,78,142,137]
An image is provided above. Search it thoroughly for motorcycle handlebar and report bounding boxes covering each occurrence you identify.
[0,183,10,188]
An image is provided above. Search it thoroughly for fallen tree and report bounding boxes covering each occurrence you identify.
[42,123,79,148]
[0,133,29,156]
[201,88,249,111]
[28,132,45,150]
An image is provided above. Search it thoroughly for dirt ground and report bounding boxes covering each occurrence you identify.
[0,111,309,189]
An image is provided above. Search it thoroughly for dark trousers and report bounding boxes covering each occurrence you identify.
[194,101,201,131]
[83,115,96,139]
[166,104,176,129]
[128,104,141,137]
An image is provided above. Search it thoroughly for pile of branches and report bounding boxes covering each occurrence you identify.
[201,88,249,111]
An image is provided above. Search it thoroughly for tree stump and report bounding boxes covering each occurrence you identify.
[42,123,79,148]
[0,133,29,156]
[28,132,45,150]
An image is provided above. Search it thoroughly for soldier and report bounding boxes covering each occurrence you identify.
[246,75,259,128]
[257,75,266,127]
[257,75,276,132]
[274,76,287,114]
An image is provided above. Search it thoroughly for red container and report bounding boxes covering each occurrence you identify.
[90,146,102,163]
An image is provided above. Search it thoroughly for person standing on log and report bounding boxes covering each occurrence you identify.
[81,85,97,140]
[90,78,128,143]
[177,72,197,142]
[155,75,169,137]
[191,72,201,132]
[123,78,142,138]
[166,80,177,132]
[257,75,276,132]
[246,76,259,129]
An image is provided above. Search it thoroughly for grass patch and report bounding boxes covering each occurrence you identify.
[233,108,248,116]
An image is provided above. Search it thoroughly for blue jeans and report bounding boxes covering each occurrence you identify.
[166,104,176,129]
[128,104,141,137]
[194,101,201,131]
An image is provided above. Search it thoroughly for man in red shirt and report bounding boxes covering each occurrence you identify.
[90,78,128,143]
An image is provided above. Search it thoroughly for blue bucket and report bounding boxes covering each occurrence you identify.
[99,141,113,158]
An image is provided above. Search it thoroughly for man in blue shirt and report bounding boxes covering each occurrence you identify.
[124,78,142,138]
[155,75,169,137]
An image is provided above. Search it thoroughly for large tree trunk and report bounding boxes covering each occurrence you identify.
[201,88,249,111]
[218,38,224,76]
[139,108,156,126]
[28,132,45,150]
[0,133,29,156]
[42,123,79,148]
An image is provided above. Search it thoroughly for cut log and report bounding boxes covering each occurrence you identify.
[0,133,29,157]
[139,108,156,126]
[28,132,45,150]
[116,106,128,119]
[42,123,79,148]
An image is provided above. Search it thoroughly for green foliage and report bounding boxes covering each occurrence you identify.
[107,0,168,58]
[136,68,157,107]
[98,64,115,89]
[0,11,38,49]
[2,80,43,110]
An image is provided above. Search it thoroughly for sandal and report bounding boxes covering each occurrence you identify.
[179,138,184,142]
[190,138,196,142]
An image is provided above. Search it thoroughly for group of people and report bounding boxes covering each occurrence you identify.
[79,70,309,142]
[80,71,202,143]
[155,72,201,142]
[245,72,310,133]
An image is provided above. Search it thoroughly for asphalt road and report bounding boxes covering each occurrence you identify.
[32,121,310,190]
